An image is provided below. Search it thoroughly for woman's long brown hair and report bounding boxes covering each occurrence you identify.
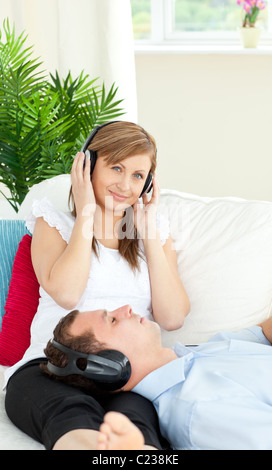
[68,121,157,271]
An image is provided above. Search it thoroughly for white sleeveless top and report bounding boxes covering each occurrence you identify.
[4,197,170,385]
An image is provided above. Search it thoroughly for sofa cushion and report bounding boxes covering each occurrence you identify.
[159,189,272,346]
[0,235,40,366]
[0,220,30,327]
[17,173,70,219]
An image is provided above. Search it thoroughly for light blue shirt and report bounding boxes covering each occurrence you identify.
[133,327,272,450]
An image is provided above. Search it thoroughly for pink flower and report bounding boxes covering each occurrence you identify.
[243,2,251,11]
[237,0,266,26]
[256,0,266,9]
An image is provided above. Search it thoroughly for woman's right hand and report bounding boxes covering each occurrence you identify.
[71,152,96,217]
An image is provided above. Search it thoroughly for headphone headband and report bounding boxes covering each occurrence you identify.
[81,121,120,153]
[47,339,131,391]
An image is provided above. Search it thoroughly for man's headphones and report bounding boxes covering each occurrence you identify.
[47,339,131,391]
[81,121,153,198]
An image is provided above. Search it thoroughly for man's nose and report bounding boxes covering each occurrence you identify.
[111,304,133,319]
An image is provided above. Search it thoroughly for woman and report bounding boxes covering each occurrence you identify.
[5,121,190,450]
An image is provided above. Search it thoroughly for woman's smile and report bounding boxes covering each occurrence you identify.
[108,189,129,201]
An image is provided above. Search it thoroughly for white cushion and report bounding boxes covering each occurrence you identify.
[159,189,272,347]
[0,199,18,220]
[17,174,71,219]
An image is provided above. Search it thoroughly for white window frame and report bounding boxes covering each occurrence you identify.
[134,0,272,51]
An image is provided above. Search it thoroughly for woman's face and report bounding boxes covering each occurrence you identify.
[91,153,152,213]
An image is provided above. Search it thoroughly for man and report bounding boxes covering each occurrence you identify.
[43,304,272,450]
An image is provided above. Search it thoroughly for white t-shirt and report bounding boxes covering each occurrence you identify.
[4,197,170,386]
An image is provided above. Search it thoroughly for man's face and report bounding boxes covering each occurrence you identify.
[69,305,161,367]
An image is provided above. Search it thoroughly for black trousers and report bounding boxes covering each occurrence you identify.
[5,359,169,450]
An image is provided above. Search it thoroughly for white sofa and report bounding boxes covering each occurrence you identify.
[1,174,272,450]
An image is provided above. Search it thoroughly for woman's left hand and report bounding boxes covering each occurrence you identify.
[133,174,160,239]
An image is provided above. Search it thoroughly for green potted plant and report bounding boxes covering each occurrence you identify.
[237,0,266,47]
[0,19,125,212]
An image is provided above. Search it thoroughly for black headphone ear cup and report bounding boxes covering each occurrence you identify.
[88,150,97,175]
[83,150,97,175]
[95,350,132,391]
[140,173,153,198]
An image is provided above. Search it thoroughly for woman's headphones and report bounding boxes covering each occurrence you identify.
[47,339,131,391]
[81,122,153,198]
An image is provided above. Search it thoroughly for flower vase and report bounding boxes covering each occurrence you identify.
[239,27,261,48]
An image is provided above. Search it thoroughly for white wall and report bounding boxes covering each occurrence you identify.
[135,52,272,201]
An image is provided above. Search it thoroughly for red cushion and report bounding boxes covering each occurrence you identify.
[0,235,40,366]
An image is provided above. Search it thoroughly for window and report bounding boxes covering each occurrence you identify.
[131,0,272,47]
[131,0,152,40]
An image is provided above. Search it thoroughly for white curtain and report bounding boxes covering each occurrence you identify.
[0,0,137,121]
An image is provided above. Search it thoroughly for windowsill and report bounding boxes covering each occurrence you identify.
[134,43,272,55]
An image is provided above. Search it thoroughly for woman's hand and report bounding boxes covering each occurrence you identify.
[71,152,96,217]
[133,174,160,240]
